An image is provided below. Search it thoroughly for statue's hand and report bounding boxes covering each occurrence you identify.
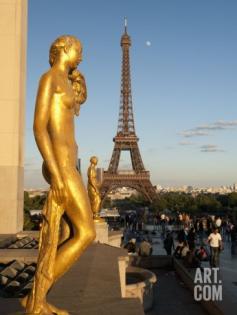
[69,70,87,105]
[51,176,65,205]
[74,103,80,116]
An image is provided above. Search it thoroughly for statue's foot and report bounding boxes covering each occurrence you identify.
[20,294,69,315]
[48,303,69,315]
[23,300,54,315]
[25,311,53,315]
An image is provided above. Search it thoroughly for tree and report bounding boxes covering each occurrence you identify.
[24,191,47,230]
[23,208,34,230]
[228,193,237,208]
[102,197,112,208]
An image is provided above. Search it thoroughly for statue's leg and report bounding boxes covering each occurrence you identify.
[23,172,95,315]
[53,169,96,283]
[22,191,64,315]
[58,214,71,245]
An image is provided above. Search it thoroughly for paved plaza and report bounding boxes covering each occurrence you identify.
[154,229,237,301]
[124,225,237,314]
[146,269,208,315]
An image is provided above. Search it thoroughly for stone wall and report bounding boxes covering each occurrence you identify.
[0,0,27,234]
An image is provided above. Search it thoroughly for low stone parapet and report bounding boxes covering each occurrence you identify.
[129,254,173,269]
[125,266,157,312]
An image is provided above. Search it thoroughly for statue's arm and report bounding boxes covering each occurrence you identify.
[33,74,64,203]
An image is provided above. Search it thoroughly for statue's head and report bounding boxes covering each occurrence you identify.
[49,35,82,70]
[90,156,98,165]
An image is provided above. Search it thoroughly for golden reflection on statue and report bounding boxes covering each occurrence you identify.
[21,35,96,315]
[87,156,104,222]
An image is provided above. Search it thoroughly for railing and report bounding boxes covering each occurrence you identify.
[117,170,135,175]
[103,171,150,180]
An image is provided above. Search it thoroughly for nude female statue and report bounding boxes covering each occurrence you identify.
[22,35,96,315]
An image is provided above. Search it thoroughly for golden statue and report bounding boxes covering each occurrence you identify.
[21,35,96,315]
[87,156,104,222]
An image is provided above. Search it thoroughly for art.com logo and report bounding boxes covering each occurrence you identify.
[194,268,222,301]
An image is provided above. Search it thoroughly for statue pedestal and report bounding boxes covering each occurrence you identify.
[94,221,108,244]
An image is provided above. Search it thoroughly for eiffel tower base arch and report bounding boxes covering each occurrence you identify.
[101,173,156,204]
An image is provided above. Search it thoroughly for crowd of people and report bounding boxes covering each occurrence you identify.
[123,237,153,257]
[122,212,237,269]
[163,214,237,268]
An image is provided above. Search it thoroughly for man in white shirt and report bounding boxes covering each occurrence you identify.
[208,228,222,267]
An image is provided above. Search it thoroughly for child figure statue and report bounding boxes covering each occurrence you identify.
[87,156,104,222]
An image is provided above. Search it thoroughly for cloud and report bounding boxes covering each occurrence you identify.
[179,120,237,138]
[200,144,225,153]
[179,141,194,146]
[196,120,237,131]
[179,130,209,138]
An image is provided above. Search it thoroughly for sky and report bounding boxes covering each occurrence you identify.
[25,0,237,188]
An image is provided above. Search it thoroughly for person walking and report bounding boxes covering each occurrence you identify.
[225,221,232,242]
[199,220,204,244]
[208,228,222,267]
[230,224,237,255]
[164,232,174,255]
[187,227,196,250]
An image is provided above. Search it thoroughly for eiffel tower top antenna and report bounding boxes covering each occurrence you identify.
[124,17,127,33]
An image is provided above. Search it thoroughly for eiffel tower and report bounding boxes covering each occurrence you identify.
[101,19,156,202]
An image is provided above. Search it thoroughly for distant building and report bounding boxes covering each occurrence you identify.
[26,189,47,198]
[107,187,138,200]
[232,183,237,192]
[154,185,162,192]
[100,207,120,218]
[153,183,237,195]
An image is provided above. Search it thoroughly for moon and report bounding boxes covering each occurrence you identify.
[146,41,151,47]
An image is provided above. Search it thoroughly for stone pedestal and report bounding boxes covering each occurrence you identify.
[94,221,109,244]
[0,0,27,234]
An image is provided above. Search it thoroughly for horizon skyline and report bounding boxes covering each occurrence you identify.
[25,181,237,191]
[25,1,237,189]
